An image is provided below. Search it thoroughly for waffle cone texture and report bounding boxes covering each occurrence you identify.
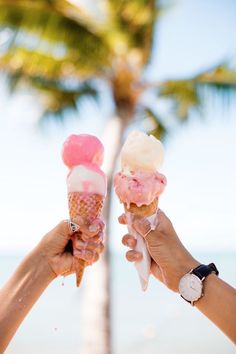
[68,192,104,286]
[124,198,158,217]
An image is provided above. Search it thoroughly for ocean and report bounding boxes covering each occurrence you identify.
[1,252,235,354]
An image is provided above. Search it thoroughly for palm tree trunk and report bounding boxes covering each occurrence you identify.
[80,111,132,354]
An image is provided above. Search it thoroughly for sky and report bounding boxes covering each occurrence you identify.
[0,0,236,254]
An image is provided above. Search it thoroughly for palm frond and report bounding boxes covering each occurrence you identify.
[33,79,98,113]
[158,79,201,120]
[5,70,98,118]
[39,82,98,119]
[0,0,99,31]
[196,64,236,86]
[195,65,236,105]
[0,1,111,75]
[0,46,101,79]
[107,0,159,65]
[155,65,236,120]
[144,107,167,139]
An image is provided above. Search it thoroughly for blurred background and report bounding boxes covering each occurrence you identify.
[0,0,236,353]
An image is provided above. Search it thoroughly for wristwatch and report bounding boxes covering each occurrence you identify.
[178,263,219,306]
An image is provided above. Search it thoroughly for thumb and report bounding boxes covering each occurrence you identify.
[133,218,152,238]
[53,220,73,242]
[133,218,160,263]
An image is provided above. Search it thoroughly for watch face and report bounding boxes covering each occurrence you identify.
[179,273,203,302]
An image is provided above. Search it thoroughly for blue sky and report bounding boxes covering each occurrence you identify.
[0,0,236,254]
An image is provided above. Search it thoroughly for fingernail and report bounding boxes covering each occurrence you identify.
[127,240,134,247]
[134,253,141,260]
[89,224,99,233]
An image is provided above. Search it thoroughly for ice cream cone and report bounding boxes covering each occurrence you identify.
[68,192,104,287]
[124,198,158,218]
[73,258,86,287]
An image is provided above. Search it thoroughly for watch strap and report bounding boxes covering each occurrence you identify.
[191,263,219,280]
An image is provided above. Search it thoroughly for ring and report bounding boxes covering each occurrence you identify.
[143,225,153,238]
[142,208,161,237]
[68,221,80,233]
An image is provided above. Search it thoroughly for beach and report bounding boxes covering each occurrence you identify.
[1,251,235,354]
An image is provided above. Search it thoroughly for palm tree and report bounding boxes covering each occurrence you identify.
[0,1,236,353]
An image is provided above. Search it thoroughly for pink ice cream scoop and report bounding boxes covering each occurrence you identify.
[62,134,107,197]
[114,171,166,208]
[62,134,104,168]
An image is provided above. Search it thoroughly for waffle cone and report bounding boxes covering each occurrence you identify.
[68,192,104,287]
[124,198,158,217]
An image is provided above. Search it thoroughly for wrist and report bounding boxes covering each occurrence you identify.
[29,246,57,283]
[175,252,200,293]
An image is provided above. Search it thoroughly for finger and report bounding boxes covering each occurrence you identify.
[95,243,104,255]
[73,238,89,250]
[75,250,100,265]
[133,218,152,238]
[84,242,104,255]
[73,238,104,253]
[118,214,127,225]
[90,252,100,264]
[72,232,103,253]
[76,231,104,244]
[133,219,161,247]
[55,220,74,240]
[126,250,143,262]
[80,219,105,239]
[132,209,165,237]
[122,234,137,249]
[74,249,95,262]
[91,231,104,244]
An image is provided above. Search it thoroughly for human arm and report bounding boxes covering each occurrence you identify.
[120,211,236,343]
[0,220,104,352]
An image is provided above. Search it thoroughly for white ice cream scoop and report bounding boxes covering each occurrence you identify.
[121,131,164,173]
